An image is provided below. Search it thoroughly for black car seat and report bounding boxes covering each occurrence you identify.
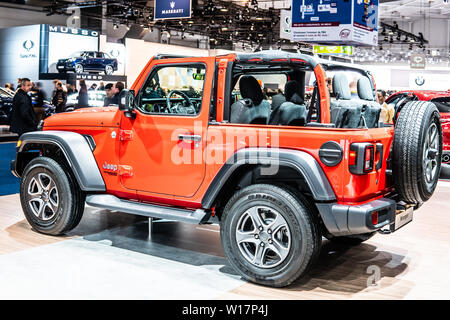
[269,80,308,126]
[357,77,381,128]
[230,75,270,124]
[330,73,363,128]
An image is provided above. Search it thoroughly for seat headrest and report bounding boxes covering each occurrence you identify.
[357,77,375,101]
[332,73,351,100]
[284,80,301,102]
[239,75,264,106]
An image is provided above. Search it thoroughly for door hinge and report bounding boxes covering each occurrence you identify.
[118,165,133,177]
[119,130,133,141]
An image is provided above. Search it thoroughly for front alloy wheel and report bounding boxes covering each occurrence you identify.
[26,173,59,221]
[20,157,86,235]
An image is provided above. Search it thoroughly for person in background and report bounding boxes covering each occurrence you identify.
[31,82,45,121]
[104,83,114,107]
[98,82,105,91]
[52,81,67,113]
[9,83,15,92]
[89,83,97,91]
[327,78,334,97]
[78,79,89,109]
[349,80,358,98]
[109,81,124,105]
[10,78,38,136]
[4,83,13,94]
[17,78,22,90]
[378,90,395,124]
[68,83,78,95]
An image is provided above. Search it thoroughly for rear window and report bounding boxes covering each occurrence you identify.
[431,97,450,113]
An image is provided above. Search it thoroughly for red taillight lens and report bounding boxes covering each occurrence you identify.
[364,146,374,172]
[372,211,379,225]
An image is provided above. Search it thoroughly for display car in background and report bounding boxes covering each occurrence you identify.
[1,87,55,125]
[65,90,107,109]
[0,87,13,125]
[57,51,118,75]
[11,51,442,288]
[386,90,450,169]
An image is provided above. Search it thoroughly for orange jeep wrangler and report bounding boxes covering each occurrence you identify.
[11,51,442,287]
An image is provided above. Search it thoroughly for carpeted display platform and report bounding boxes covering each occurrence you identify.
[0,143,19,196]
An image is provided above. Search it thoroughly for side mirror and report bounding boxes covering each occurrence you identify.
[118,89,136,111]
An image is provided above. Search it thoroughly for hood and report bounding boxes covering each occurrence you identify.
[43,107,121,128]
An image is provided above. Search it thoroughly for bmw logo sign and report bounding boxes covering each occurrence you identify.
[415,75,425,86]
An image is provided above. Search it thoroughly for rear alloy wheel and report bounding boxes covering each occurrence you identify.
[221,184,321,287]
[392,101,443,204]
[104,65,114,75]
[74,63,84,74]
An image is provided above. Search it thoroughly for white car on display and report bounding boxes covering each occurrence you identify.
[65,90,108,110]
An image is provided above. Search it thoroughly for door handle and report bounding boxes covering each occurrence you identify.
[178,134,202,142]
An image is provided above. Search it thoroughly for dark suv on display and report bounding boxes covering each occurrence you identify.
[57,51,118,75]
[0,87,13,125]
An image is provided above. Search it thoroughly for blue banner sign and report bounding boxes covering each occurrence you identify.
[154,0,192,20]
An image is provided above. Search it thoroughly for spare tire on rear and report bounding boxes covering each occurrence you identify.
[392,101,442,204]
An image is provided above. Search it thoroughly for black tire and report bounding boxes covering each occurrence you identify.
[104,65,114,75]
[220,184,321,287]
[326,231,376,245]
[393,101,442,204]
[75,63,84,74]
[20,157,85,235]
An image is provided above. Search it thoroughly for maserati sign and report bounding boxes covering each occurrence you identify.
[154,0,191,20]
[410,54,426,69]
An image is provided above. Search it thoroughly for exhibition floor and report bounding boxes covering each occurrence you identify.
[0,182,449,299]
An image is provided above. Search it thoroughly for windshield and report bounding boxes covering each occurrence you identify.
[69,51,84,58]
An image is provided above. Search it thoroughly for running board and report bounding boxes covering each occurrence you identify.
[85,194,209,224]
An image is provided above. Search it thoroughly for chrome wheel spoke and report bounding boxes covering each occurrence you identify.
[236,230,258,244]
[269,238,290,261]
[252,245,268,266]
[28,177,42,196]
[268,213,288,234]
[246,207,265,229]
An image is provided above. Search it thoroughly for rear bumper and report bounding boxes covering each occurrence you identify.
[316,198,397,236]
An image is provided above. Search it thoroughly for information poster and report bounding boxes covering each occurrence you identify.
[291,0,378,46]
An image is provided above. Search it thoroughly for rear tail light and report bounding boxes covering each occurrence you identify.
[349,143,381,175]
[364,145,374,172]
[371,211,379,226]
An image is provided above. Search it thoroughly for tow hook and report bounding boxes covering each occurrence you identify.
[378,227,392,235]
[378,202,415,235]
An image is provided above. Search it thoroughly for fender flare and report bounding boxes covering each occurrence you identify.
[201,148,336,209]
[16,130,106,192]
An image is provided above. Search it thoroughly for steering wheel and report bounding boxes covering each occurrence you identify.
[166,90,195,114]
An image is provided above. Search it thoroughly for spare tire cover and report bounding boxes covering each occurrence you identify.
[392,101,442,204]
